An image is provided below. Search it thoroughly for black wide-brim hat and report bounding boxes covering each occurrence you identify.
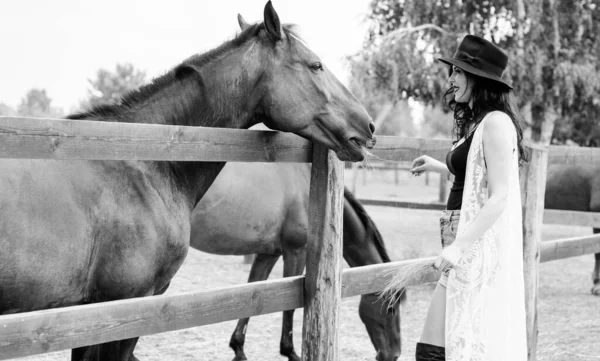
[438,35,513,90]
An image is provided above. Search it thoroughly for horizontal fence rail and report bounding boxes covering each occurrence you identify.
[1,229,593,361]
[541,234,600,262]
[365,136,600,166]
[368,136,450,163]
[0,117,312,162]
[543,209,600,228]
[357,198,600,228]
[1,117,599,166]
[0,257,433,360]
[547,145,600,166]
[358,198,446,211]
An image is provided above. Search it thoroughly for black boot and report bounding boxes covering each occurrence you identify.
[415,342,445,361]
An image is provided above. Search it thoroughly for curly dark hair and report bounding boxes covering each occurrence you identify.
[443,72,527,164]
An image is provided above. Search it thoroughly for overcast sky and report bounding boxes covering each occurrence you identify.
[0,0,372,111]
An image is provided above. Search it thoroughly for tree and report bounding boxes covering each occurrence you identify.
[350,0,600,145]
[17,88,63,118]
[85,63,146,108]
[0,103,16,116]
[421,104,454,139]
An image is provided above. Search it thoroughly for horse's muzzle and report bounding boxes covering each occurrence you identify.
[366,137,377,150]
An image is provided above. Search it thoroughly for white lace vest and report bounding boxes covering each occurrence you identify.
[445,111,528,361]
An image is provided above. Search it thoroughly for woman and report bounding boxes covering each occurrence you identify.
[409,35,528,360]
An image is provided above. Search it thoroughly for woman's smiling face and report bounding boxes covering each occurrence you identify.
[449,66,474,103]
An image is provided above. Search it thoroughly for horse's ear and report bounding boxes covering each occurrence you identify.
[175,63,203,81]
[263,1,282,41]
[238,14,251,31]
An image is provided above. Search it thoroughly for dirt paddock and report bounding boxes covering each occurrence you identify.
[13,169,600,361]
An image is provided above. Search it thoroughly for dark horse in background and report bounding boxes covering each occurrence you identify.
[190,159,401,361]
[545,164,600,295]
[0,3,376,361]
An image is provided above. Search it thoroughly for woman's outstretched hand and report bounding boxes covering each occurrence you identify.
[410,155,446,176]
[434,244,463,273]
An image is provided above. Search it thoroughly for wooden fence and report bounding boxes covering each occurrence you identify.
[0,117,599,361]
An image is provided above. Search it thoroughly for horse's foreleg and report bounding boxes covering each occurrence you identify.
[592,228,600,296]
[279,246,306,361]
[72,345,99,361]
[229,253,280,361]
[71,338,139,361]
[593,252,600,296]
[71,284,170,361]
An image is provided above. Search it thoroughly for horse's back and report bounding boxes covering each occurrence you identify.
[545,164,600,211]
[190,162,311,255]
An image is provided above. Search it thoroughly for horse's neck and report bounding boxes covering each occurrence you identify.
[129,66,259,129]
[119,46,263,211]
[342,197,390,266]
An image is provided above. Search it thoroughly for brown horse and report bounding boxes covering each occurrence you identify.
[545,164,600,295]
[190,160,401,361]
[0,3,376,361]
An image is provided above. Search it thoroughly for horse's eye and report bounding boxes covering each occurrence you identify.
[309,62,323,72]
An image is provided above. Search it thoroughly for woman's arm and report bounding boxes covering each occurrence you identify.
[452,112,515,251]
[410,155,450,177]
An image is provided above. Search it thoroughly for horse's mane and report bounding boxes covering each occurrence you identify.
[343,187,391,263]
[67,23,301,122]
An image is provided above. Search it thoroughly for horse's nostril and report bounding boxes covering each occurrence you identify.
[369,121,376,134]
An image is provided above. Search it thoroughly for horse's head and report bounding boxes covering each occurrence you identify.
[241,1,376,161]
[359,294,401,361]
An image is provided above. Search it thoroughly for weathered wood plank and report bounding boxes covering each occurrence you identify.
[0,116,312,162]
[540,234,600,262]
[341,257,439,297]
[2,117,597,165]
[357,198,445,211]
[438,174,449,203]
[0,256,431,360]
[302,144,345,361]
[368,136,450,163]
[543,209,600,228]
[520,145,548,361]
[356,198,600,228]
[0,256,437,359]
[548,145,600,166]
[0,277,304,360]
[369,136,598,166]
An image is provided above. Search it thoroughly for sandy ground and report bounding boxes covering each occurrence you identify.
[12,169,600,361]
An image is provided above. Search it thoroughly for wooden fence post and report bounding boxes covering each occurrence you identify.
[302,144,344,361]
[243,254,255,264]
[351,162,359,194]
[438,173,448,203]
[520,144,548,361]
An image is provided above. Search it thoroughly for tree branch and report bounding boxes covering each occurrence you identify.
[382,24,457,43]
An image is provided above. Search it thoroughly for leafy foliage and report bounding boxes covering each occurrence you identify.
[0,103,16,116]
[350,0,600,144]
[17,88,63,118]
[85,63,146,108]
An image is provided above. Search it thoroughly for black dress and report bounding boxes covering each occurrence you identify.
[446,132,475,210]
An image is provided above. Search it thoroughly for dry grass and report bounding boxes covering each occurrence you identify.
[380,261,436,306]
[12,168,600,361]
